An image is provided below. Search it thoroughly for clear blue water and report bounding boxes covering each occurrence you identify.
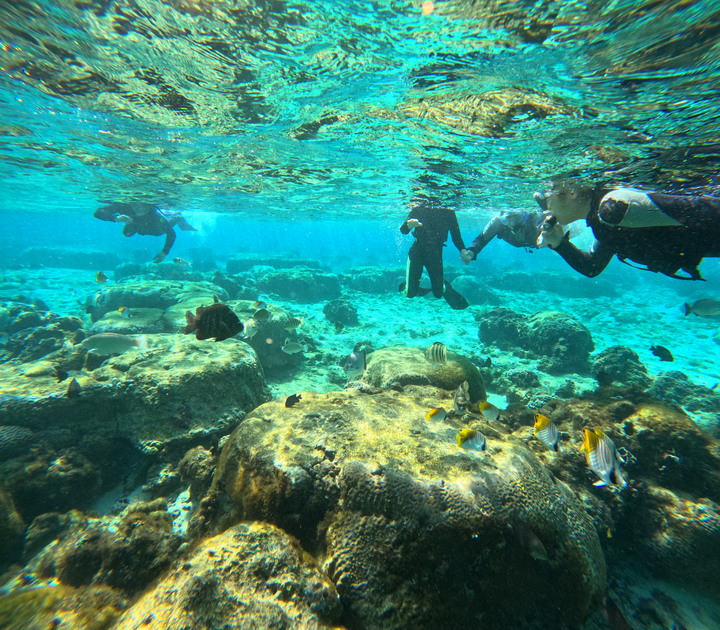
[2,1,720,628]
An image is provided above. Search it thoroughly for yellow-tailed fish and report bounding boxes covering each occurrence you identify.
[457,428,486,451]
[424,407,447,422]
[424,342,447,366]
[533,413,559,451]
[118,306,131,318]
[253,300,267,309]
[581,428,627,488]
[479,401,500,421]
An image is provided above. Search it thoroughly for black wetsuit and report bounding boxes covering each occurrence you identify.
[95,202,192,262]
[400,200,466,299]
[552,188,720,280]
[467,211,545,259]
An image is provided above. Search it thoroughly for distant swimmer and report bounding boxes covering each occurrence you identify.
[460,209,546,263]
[400,193,469,310]
[94,201,197,263]
[535,182,720,280]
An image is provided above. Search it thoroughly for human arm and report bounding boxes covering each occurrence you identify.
[461,215,504,262]
[153,226,176,263]
[400,209,422,234]
[447,210,466,252]
[548,233,615,278]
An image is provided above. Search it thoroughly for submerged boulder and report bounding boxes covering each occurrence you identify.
[114,522,341,630]
[255,267,341,302]
[198,388,606,629]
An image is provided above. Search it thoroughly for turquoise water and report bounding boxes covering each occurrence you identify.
[2,1,720,629]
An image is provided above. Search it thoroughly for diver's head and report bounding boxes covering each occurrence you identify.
[534,180,594,224]
[499,210,528,230]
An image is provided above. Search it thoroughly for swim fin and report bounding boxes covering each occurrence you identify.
[443,282,469,310]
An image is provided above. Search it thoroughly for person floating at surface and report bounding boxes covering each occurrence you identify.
[94,201,197,263]
[534,182,720,280]
[460,209,546,263]
[400,195,469,309]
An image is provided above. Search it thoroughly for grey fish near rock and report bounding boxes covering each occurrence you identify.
[684,298,720,318]
[184,303,244,342]
[344,351,366,381]
[81,333,147,355]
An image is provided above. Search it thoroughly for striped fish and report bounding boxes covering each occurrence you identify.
[424,342,447,366]
[453,381,469,414]
[533,413,559,451]
[581,429,627,487]
[283,317,304,331]
[457,429,486,451]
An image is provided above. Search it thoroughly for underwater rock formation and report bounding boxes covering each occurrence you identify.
[113,522,341,630]
[486,270,618,298]
[0,301,83,363]
[18,247,121,270]
[199,388,605,629]
[477,308,594,374]
[0,335,270,449]
[255,267,341,302]
[648,371,720,434]
[226,255,322,274]
[449,274,500,306]
[341,266,405,294]
[322,298,358,327]
[591,345,652,388]
[364,345,486,402]
[0,488,23,568]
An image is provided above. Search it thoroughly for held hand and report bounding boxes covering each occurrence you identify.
[460,249,474,264]
[536,222,565,249]
[406,219,423,229]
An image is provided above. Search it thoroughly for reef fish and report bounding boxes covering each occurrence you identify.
[343,351,366,380]
[184,303,243,342]
[453,381,469,414]
[173,257,190,266]
[253,300,267,309]
[81,333,147,355]
[283,317,303,331]
[650,345,673,361]
[65,377,81,398]
[581,428,627,488]
[684,299,720,318]
[424,342,447,366]
[281,340,308,354]
[425,407,447,422]
[253,308,271,322]
[457,428,486,451]
[285,393,302,408]
[243,318,259,339]
[479,401,500,421]
[533,413,559,451]
[95,271,108,284]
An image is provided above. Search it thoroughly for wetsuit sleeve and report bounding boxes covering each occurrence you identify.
[467,216,503,258]
[160,226,176,257]
[400,209,417,234]
[551,234,614,278]
[448,211,466,251]
[647,193,720,228]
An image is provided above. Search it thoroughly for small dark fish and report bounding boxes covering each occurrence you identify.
[184,303,243,342]
[285,393,302,408]
[479,357,492,368]
[65,377,81,398]
[173,257,190,266]
[513,522,548,561]
[54,365,69,382]
[253,308,271,323]
[711,383,719,391]
[650,345,673,362]
[95,271,108,284]
[334,321,345,333]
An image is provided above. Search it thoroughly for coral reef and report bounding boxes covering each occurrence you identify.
[113,522,341,629]
[200,388,605,629]
[648,370,720,434]
[0,488,23,567]
[364,345,486,402]
[477,308,594,374]
[255,267,341,302]
[322,298,358,327]
[449,274,500,306]
[341,266,405,293]
[18,247,121,270]
[226,255,322,274]
[591,345,652,388]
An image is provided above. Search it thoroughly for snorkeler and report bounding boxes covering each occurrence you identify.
[400,195,469,310]
[534,183,720,280]
[460,209,545,263]
[94,202,197,263]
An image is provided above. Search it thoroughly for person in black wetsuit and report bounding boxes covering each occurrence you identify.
[535,183,720,280]
[400,195,469,309]
[460,209,546,263]
[94,202,197,263]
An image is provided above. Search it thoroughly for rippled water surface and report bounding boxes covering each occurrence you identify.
[2,0,720,216]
